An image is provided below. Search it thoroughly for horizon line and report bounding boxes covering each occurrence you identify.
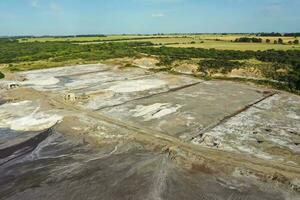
[1,32,300,38]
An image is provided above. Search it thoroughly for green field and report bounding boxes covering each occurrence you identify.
[18,35,172,43]
[18,34,299,51]
[167,40,300,51]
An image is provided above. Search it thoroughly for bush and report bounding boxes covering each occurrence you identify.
[0,40,145,64]
[0,71,4,79]
[198,59,242,74]
[234,37,262,43]
[158,56,173,66]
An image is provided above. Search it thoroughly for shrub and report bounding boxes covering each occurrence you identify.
[234,37,262,43]
[198,59,242,74]
[0,71,4,79]
[158,56,173,66]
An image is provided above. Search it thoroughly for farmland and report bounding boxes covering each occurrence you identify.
[17,34,300,51]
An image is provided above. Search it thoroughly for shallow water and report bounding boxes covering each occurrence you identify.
[0,128,23,145]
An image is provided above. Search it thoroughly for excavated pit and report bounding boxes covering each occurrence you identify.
[0,64,299,199]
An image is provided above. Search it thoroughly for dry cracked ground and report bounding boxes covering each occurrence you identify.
[0,64,299,200]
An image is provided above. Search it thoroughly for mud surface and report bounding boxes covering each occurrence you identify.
[0,130,293,200]
[0,64,299,199]
[99,80,265,140]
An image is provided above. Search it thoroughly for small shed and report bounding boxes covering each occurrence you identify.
[7,82,20,89]
[64,93,76,102]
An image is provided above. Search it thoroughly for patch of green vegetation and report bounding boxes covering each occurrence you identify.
[0,39,151,65]
[157,56,174,66]
[138,46,254,60]
[0,38,299,92]
[234,37,263,43]
[8,59,92,71]
[0,71,4,79]
[138,46,300,92]
[198,59,242,75]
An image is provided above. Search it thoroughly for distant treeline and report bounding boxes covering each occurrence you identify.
[234,37,263,43]
[2,33,300,39]
[13,34,107,39]
[257,32,300,37]
[234,37,299,45]
[19,36,190,44]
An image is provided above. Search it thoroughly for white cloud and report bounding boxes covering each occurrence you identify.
[142,0,182,2]
[50,3,62,13]
[152,13,165,17]
[30,0,40,8]
[264,4,282,12]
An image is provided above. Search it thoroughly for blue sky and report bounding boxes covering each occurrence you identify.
[0,0,299,36]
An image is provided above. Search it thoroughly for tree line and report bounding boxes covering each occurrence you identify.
[234,37,263,43]
[257,32,300,37]
[234,37,299,45]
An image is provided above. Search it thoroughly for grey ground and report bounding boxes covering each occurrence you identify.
[0,64,299,199]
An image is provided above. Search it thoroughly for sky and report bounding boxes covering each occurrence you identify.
[0,0,299,36]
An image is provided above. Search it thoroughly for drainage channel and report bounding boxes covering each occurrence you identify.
[95,81,203,111]
[185,91,278,142]
[50,90,300,174]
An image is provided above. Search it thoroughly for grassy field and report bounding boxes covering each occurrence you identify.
[77,37,194,45]
[18,35,174,43]
[18,34,299,51]
[187,34,297,43]
[166,40,300,51]
[6,59,97,71]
